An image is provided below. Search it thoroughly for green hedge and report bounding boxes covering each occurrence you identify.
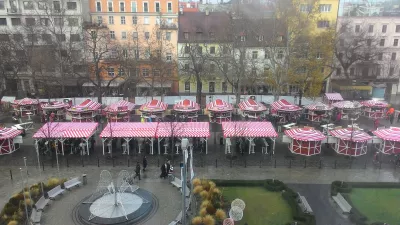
[213,179,265,187]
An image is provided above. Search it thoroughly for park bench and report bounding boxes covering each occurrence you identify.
[332,193,352,213]
[64,177,82,190]
[34,196,50,211]
[13,121,34,131]
[47,185,65,200]
[297,192,313,214]
[30,208,42,224]
[171,176,182,189]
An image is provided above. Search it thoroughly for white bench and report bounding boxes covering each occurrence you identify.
[332,193,352,213]
[47,185,65,200]
[64,177,82,190]
[15,121,34,130]
[34,196,50,211]
[171,177,182,189]
[30,209,42,224]
[297,193,313,214]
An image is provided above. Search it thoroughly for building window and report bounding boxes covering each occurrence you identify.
[143,2,148,12]
[264,51,269,59]
[26,18,36,26]
[156,31,161,40]
[317,21,329,28]
[368,24,374,33]
[97,16,102,24]
[68,18,78,26]
[355,25,360,32]
[134,49,139,59]
[382,25,387,33]
[210,64,215,72]
[258,35,264,41]
[166,53,172,61]
[252,51,258,59]
[110,31,115,39]
[184,32,189,39]
[56,34,65,42]
[27,34,37,43]
[299,4,311,12]
[210,32,215,39]
[394,39,399,46]
[155,2,160,12]
[96,1,101,11]
[209,82,215,93]
[184,46,190,54]
[67,2,77,10]
[0,1,4,9]
[156,17,160,25]
[316,52,322,59]
[107,1,113,11]
[380,39,385,46]
[223,64,228,72]
[390,67,394,76]
[23,1,34,9]
[70,34,80,42]
[145,32,149,39]
[336,68,341,75]
[392,52,397,60]
[122,49,128,58]
[13,34,23,42]
[251,68,257,75]
[144,17,149,24]
[132,32,138,39]
[210,46,215,54]
[240,36,246,42]
[184,63,189,70]
[108,67,115,77]
[54,18,63,26]
[167,2,172,12]
[132,16,137,24]
[367,39,372,46]
[222,82,227,92]
[53,1,61,12]
[166,32,171,40]
[108,16,114,24]
[11,18,21,26]
[121,16,125,24]
[396,25,400,33]
[183,81,190,91]
[277,50,283,59]
[121,31,127,39]
[197,46,202,54]
[131,1,136,12]
[142,68,149,76]
[350,68,355,76]
[378,53,383,60]
[120,2,125,11]
[319,4,331,12]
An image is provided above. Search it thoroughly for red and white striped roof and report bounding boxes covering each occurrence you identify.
[221,122,278,138]
[285,128,326,141]
[68,99,102,112]
[139,99,168,112]
[373,127,400,142]
[329,128,371,142]
[156,122,210,138]
[99,122,158,138]
[325,93,343,101]
[207,99,233,112]
[0,127,23,140]
[271,99,302,112]
[13,98,39,106]
[360,100,389,108]
[103,100,135,113]
[173,99,200,112]
[238,99,267,112]
[304,102,333,111]
[33,122,98,139]
[332,101,362,109]
[41,101,70,110]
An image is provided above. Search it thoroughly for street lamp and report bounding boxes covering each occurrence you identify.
[180,138,189,225]
[20,168,29,223]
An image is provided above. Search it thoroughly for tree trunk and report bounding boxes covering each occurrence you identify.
[196,77,202,105]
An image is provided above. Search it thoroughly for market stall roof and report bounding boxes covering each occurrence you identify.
[271,99,301,112]
[332,101,362,109]
[41,101,70,110]
[221,122,278,138]
[304,102,333,111]
[0,127,23,140]
[99,122,158,138]
[238,99,267,112]
[324,93,343,101]
[207,99,233,112]
[33,122,99,139]
[67,99,102,112]
[285,128,326,141]
[173,99,200,112]
[13,98,39,106]
[360,100,389,108]
[329,128,371,142]
[139,99,168,113]
[103,100,135,113]
[373,127,400,142]
[156,122,210,138]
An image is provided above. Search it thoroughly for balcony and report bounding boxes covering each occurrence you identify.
[7,7,21,14]
[160,22,178,30]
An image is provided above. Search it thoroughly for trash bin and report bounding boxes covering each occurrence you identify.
[219,136,223,145]
[82,174,87,185]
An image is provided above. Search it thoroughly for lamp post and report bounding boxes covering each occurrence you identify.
[34,141,44,195]
[23,157,28,176]
[20,168,29,223]
[22,157,32,210]
[181,138,189,225]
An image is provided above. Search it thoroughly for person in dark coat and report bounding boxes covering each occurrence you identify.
[390,113,395,125]
[160,162,167,178]
[166,160,171,175]
[143,156,147,171]
[90,137,95,153]
[134,162,141,180]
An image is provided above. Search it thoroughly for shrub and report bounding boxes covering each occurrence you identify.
[7,221,18,225]
[202,180,211,192]
[193,186,204,194]
[24,199,32,206]
[264,179,286,192]
[192,216,202,225]
[215,209,227,221]
[199,207,207,217]
[200,190,209,200]
[193,178,201,187]
[213,180,264,187]
[30,188,40,198]
[3,203,18,216]
[201,200,210,208]
[47,178,60,189]
[203,215,215,225]
[331,181,352,196]
[206,204,216,215]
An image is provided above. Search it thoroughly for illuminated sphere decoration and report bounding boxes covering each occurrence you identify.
[231,198,246,210]
[229,206,243,221]
[223,218,234,225]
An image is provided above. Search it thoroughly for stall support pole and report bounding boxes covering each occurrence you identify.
[86,139,89,156]
[60,139,65,156]
[158,138,161,155]
[273,138,276,155]
[102,139,106,155]
[151,138,154,155]
[205,139,208,154]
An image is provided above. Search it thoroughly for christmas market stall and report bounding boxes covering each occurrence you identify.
[360,100,388,119]
[373,127,400,154]
[12,98,39,118]
[329,128,371,156]
[332,101,362,120]
[238,98,267,120]
[270,99,302,123]
[207,99,233,123]
[304,102,333,122]
[103,100,135,122]
[139,99,168,122]
[0,127,23,155]
[173,99,200,122]
[67,99,102,122]
[41,101,70,121]
[284,127,326,156]
[323,93,343,105]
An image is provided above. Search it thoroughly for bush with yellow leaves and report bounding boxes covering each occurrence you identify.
[199,207,207,217]
[193,186,203,194]
[202,215,215,225]
[191,216,202,225]
[215,209,227,221]
[193,178,201,187]
[7,220,18,225]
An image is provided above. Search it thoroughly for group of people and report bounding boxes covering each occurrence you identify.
[130,157,172,181]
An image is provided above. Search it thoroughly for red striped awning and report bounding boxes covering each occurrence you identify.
[139,99,168,112]
[99,122,158,138]
[329,128,371,142]
[68,99,102,112]
[207,99,233,112]
[304,102,333,111]
[173,99,200,112]
[325,93,343,101]
[13,98,39,106]
[285,128,326,141]
[41,101,70,110]
[33,122,99,139]
[238,99,267,112]
[332,101,362,109]
[0,127,23,140]
[271,99,301,112]
[360,100,388,108]
[156,122,210,138]
[373,127,400,142]
[222,122,278,138]
[103,100,135,113]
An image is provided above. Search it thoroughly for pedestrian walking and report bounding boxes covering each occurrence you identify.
[397,112,400,123]
[134,162,141,180]
[390,113,395,125]
[160,162,167,178]
[374,118,380,130]
[90,137,95,153]
[143,156,147,172]
[167,160,171,175]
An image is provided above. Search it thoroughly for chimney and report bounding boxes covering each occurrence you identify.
[205,9,209,15]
